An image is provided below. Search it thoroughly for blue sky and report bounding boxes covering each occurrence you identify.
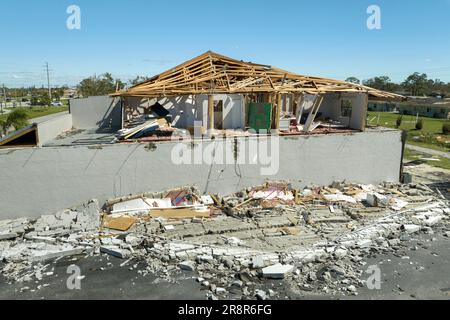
[1,0,450,87]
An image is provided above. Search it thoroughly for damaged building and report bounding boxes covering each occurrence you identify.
[0,52,406,219]
[1,53,449,301]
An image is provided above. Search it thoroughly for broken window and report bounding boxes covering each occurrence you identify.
[341,100,352,117]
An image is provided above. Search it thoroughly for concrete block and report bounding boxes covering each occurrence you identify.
[30,247,84,262]
[255,289,267,300]
[179,260,196,271]
[100,246,131,259]
[252,255,266,269]
[356,239,372,248]
[197,254,214,263]
[423,216,443,226]
[401,224,420,234]
[73,199,100,231]
[0,232,18,241]
[262,263,294,279]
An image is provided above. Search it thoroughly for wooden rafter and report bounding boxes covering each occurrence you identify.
[113,51,405,100]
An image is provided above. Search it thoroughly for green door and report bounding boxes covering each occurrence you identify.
[248,103,272,132]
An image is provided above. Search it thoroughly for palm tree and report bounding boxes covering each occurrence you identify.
[0,108,28,136]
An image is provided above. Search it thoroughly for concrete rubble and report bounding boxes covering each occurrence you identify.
[0,181,449,299]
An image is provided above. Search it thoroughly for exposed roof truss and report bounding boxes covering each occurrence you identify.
[114,51,404,100]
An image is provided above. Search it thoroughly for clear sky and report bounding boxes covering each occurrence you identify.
[1,0,450,87]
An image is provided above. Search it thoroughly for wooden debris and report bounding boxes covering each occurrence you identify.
[150,207,211,219]
[103,215,138,231]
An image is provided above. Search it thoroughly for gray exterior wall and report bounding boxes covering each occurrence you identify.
[35,112,73,146]
[70,96,122,130]
[0,129,402,219]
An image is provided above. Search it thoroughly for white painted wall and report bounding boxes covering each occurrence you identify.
[124,94,245,130]
[316,93,368,130]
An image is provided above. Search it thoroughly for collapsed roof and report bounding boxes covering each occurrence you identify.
[113,51,404,100]
[0,124,38,148]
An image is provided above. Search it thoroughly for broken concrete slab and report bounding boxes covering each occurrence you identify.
[0,232,18,241]
[262,263,294,279]
[323,194,357,204]
[401,224,421,234]
[29,247,84,262]
[179,260,196,271]
[72,199,101,231]
[100,246,131,259]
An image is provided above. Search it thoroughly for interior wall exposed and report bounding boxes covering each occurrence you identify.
[123,94,245,130]
[316,93,368,130]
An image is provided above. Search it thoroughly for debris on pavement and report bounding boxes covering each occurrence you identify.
[0,181,449,299]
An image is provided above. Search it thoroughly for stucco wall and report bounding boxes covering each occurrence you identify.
[0,129,402,219]
[70,96,122,130]
[35,112,73,146]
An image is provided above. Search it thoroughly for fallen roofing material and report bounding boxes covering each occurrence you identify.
[113,51,405,100]
[0,124,38,148]
[0,181,448,300]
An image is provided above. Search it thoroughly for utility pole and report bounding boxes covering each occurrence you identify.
[2,84,6,114]
[45,62,52,100]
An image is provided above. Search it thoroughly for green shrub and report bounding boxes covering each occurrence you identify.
[5,108,28,131]
[415,119,423,130]
[396,115,403,128]
[443,122,450,135]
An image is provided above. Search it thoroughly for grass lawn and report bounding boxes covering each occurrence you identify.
[404,148,450,170]
[367,111,449,152]
[0,106,69,123]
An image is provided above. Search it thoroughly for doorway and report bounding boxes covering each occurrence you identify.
[214,100,223,129]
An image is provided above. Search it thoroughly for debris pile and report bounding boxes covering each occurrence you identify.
[119,102,189,142]
[0,181,448,299]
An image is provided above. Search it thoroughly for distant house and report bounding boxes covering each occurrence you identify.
[369,97,450,119]
[63,88,79,99]
[368,101,397,112]
[397,98,450,119]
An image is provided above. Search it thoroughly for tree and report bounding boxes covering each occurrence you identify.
[345,77,361,84]
[402,72,428,96]
[78,73,124,97]
[0,108,28,135]
[53,87,65,101]
[363,76,399,92]
[30,95,39,106]
[129,76,150,86]
[39,92,51,106]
